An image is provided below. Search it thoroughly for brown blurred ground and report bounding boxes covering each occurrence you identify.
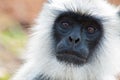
[0,0,46,25]
[109,0,120,6]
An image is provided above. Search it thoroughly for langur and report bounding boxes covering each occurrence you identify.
[11,0,120,80]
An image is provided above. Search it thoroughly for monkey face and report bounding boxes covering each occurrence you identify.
[53,12,103,65]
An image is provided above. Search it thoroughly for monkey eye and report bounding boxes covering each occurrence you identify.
[61,21,71,29]
[87,26,97,34]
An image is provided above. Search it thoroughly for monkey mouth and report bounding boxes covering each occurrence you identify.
[56,51,88,65]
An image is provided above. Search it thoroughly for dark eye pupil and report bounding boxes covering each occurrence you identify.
[87,27,95,33]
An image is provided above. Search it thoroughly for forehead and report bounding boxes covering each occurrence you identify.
[55,11,102,25]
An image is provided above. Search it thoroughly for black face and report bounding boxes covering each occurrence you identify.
[53,12,103,65]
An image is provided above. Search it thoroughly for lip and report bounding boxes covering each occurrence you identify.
[56,51,87,65]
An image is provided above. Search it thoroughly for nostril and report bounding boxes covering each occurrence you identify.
[75,38,80,43]
[69,36,73,42]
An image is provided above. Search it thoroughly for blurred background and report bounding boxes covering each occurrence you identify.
[0,0,119,80]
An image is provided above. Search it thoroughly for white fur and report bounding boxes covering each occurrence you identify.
[11,0,120,80]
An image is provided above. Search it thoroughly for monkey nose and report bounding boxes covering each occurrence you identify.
[68,35,81,45]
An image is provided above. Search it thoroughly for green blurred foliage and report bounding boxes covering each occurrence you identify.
[0,26,27,55]
[0,14,28,80]
[0,73,10,80]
